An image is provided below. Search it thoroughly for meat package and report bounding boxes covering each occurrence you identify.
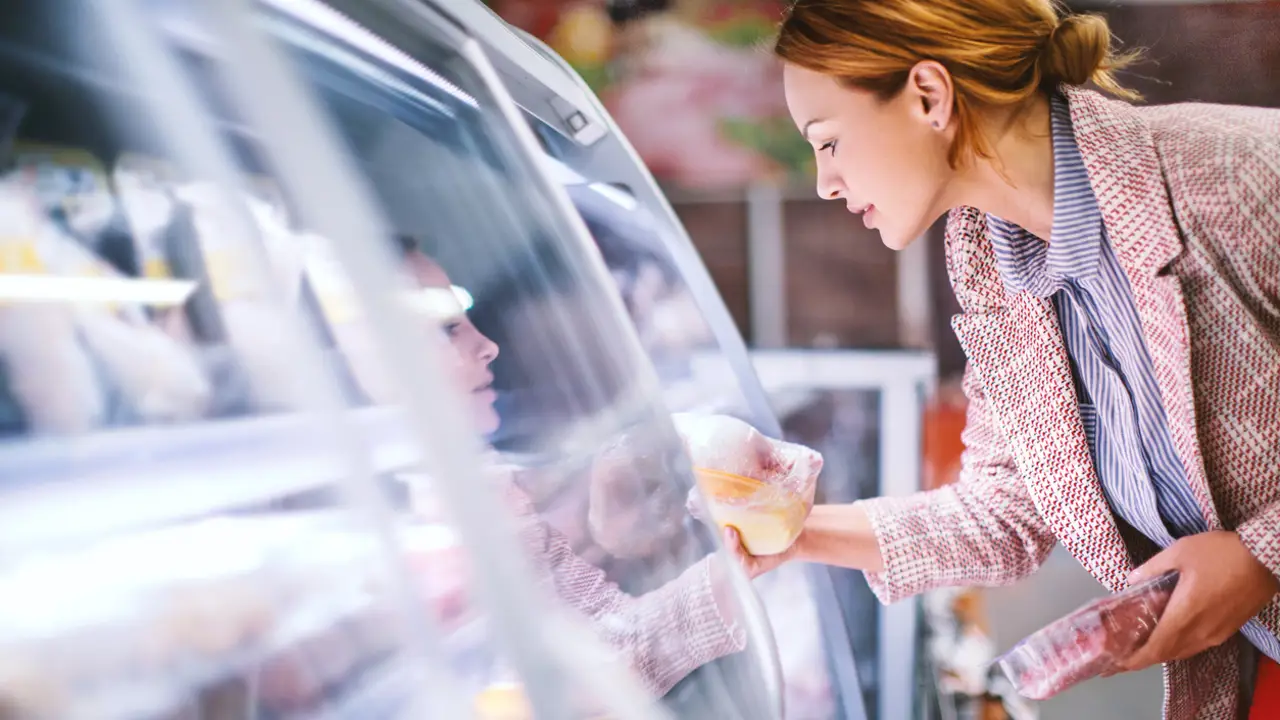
[671,413,822,556]
[997,571,1179,700]
[0,514,414,719]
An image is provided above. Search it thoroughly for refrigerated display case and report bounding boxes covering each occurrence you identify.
[446,10,940,720]
[750,351,936,720]
[0,0,799,718]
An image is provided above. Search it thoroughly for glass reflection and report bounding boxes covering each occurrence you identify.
[387,239,748,703]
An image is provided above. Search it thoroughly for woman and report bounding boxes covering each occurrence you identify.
[752,1,1280,718]
[397,243,757,697]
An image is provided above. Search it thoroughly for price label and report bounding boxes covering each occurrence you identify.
[0,241,44,275]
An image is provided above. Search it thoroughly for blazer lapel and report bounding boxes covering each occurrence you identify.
[1065,88,1221,530]
[946,208,1133,591]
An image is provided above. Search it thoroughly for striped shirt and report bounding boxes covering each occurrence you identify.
[986,94,1280,664]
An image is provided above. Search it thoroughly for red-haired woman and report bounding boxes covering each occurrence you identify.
[745,1,1280,717]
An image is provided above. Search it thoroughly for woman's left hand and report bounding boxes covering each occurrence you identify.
[1117,531,1280,671]
[721,526,797,580]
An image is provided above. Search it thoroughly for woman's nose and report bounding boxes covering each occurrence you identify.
[477,335,499,363]
[815,168,844,201]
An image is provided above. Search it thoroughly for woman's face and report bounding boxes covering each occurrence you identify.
[404,252,501,436]
[783,63,956,250]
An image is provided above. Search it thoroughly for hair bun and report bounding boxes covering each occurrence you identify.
[1040,14,1112,87]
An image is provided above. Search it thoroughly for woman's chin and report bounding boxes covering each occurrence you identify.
[879,225,923,252]
[475,410,502,439]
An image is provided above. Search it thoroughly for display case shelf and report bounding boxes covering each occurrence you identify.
[0,407,419,550]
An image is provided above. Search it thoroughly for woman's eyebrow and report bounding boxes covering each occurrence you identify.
[801,118,828,140]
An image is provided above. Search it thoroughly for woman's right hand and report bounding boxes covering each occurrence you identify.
[698,496,885,576]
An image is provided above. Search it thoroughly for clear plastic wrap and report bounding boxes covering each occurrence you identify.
[997,571,1179,700]
[0,515,408,719]
[671,413,821,556]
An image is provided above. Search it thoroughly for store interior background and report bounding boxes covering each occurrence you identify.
[487,0,1280,717]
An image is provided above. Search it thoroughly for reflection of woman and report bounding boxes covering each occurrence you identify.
[400,245,755,696]
[752,1,1280,718]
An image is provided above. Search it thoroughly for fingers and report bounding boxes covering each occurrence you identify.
[1116,546,1188,671]
[1116,585,1191,672]
[722,526,752,575]
[723,526,746,561]
[1128,546,1180,586]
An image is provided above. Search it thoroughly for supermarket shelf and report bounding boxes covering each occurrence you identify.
[0,406,421,550]
[749,349,936,393]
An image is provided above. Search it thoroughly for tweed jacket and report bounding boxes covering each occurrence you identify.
[861,87,1280,719]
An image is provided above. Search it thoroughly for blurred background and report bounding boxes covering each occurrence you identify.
[485,1,1280,717]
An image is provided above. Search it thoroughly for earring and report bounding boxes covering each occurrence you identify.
[932,121,940,129]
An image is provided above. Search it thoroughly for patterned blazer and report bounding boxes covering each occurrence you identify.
[861,87,1280,719]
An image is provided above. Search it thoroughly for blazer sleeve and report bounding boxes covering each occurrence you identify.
[1239,501,1280,578]
[860,363,1059,604]
[503,480,745,697]
[539,522,746,696]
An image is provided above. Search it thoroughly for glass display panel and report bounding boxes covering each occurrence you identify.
[776,388,883,717]
[538,155,844,720]
[0,2,450,717]
[231,1,781,717]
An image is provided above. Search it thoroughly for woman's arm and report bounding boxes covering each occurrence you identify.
[536,516,746,696]
[790,503,883,572]
[791,365,1058,604]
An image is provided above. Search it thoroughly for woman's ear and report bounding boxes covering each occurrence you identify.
[906,60,955,132]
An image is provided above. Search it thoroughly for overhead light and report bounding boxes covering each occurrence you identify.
[544,154,587,186]
[0,275,198,307]
[589,182,638,211]
[450,285,474,311]
[263,0,479,108]
[402,285,475,318]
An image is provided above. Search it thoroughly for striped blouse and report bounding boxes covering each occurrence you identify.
[985,94,1280,664]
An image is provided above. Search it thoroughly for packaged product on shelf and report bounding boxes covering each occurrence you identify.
[0,515,397,719]
[473,680,616,720]
[0,150,215,430]
[172,180,311,412]
[112,156,180,283]
[997,571,1179,700]
[12,143,118,244]
[474,681,532,720]
[671,413,821,556]
[0,178,105,434]
[12,146,152,320]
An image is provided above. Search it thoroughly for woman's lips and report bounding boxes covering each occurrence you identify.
[848,203,877,228]
[473,384,496,403]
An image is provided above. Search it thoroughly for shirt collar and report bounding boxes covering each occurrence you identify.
[986,94,1104,297]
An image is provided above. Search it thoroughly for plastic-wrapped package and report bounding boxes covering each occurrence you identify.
[0,515,397,719]
[671,413,821,556]
[997,571,1179,700]
[0,178,105,434]
[474,682,532,720]
[172,181,312,413]
[472,680,615,720]
[586,425,687,560]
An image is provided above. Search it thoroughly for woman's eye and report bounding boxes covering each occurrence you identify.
[819,140,837,156]
[443,321,462,337]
